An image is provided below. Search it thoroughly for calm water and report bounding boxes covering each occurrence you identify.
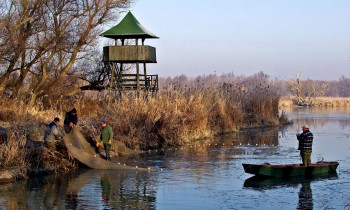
[1,107,350,209]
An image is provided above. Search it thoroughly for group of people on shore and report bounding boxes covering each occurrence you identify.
[44,108,78,149]
[44,108,114,161]
[44,108,314,165]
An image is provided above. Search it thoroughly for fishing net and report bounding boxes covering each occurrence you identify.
[64,127,146,170]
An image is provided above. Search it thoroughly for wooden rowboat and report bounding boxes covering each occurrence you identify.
[242,161,339,177]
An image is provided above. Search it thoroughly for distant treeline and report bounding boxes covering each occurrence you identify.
[159,72,350,98]
[324,75,350,97]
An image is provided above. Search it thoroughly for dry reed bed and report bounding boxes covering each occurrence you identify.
[0,125,76,175]
[0,82,282,172]
[279,97,350,107]
[312,97,350,107]
[0,127,27,169]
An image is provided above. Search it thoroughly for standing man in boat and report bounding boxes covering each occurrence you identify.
[296,124,313,166]
[64,108,78,133]
[96,120,113,161]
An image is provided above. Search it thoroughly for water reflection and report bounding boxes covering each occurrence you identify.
[281,106,350,131]
[243,173,338,210]
[1,107,349,209]
[127,126,281,173]
[236,127,279,146]
[101,175,111,202]
[66,170,158,209]
[297,181,313,210]
[0,170,158,209]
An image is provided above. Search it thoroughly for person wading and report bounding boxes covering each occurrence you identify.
[44,117,64,150]
[64,108,78,133]
[297,124,313,166]
[96,120,113,161]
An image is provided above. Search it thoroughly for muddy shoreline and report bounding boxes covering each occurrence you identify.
[0,124,284,183]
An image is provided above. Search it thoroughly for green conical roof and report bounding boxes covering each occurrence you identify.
[101,11,158,39]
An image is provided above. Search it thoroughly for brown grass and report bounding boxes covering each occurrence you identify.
[279,97,350,107]
[279,97,294,107]
[0,128,27,169]
[312,97,350,107]
[0,124,77,173]
[0,81,283,170]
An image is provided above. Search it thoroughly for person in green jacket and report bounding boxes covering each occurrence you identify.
[96,120,113,161]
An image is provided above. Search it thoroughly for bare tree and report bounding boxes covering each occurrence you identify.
[0,0,46,98]
[0,0,133,105]
[288,72,328,106]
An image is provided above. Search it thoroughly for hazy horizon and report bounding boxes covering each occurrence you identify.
[118,0,350,81]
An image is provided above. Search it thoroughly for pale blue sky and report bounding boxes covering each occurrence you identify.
[127,0,350,80]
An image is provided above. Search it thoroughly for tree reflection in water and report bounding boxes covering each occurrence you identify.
[0,127,280,210]
[2,106,349,209]
[243,173,338,209]
[0,170,157,209]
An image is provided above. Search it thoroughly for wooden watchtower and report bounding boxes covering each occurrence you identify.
[100,11,159,92]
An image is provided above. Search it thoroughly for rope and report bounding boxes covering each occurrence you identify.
[283,145,325,162]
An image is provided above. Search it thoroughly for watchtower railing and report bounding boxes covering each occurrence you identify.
[114,74,158,92]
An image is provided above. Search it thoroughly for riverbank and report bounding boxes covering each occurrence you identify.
[279,97,350,107]
[1,106,349,209]
[0,82,283,182]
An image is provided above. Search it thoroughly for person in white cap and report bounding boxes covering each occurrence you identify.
[296,125,313,166]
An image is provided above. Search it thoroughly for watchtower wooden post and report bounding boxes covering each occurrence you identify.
[100,12,159,95]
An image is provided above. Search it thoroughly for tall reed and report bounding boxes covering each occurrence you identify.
[0,128,27,169]
[0,76,283,170]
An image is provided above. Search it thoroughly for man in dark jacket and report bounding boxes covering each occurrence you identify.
[64,108,78,133]
[96,120,113,161]
[297,124,313,166]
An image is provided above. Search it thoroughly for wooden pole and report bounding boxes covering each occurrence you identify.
[143,63,147,89]
[136,39,140,93]
[118,63,123,91]
[108,63,115,106]
[141,38,147,89]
